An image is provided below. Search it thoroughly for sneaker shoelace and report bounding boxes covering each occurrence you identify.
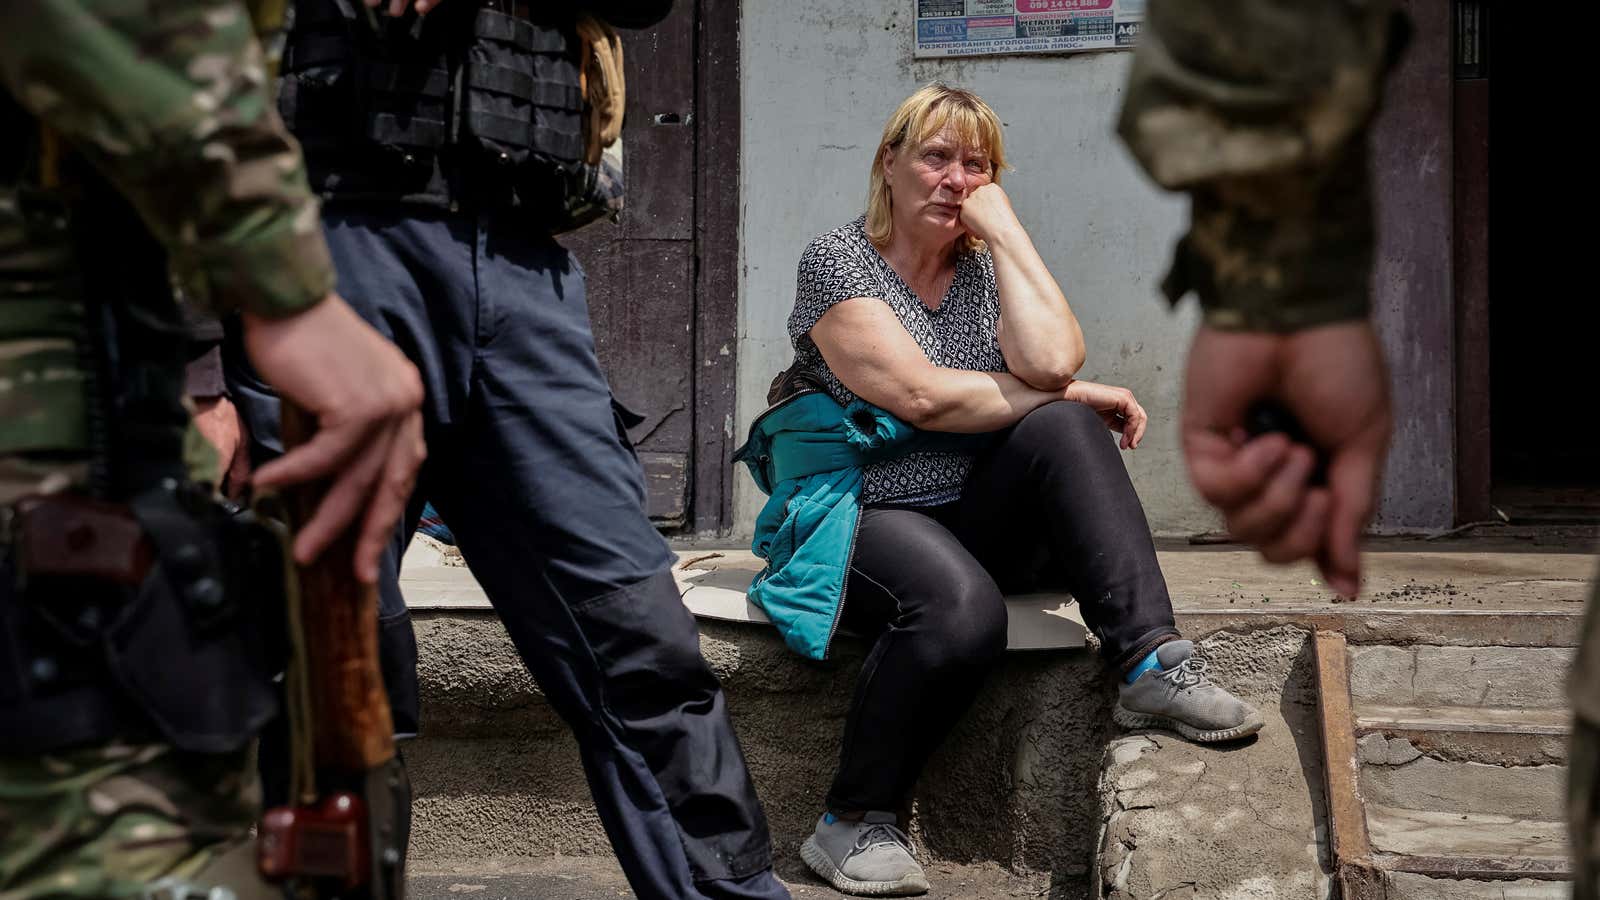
[1157,655,1210,692]
[853,822,916,858]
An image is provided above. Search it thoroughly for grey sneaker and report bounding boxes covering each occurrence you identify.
[799,811,929,897]
[1114,640,1264,743]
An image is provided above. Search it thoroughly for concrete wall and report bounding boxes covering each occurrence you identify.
[734,0,1214,538]
[732,0,1463,538]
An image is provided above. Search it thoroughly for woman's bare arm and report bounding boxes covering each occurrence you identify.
[961,185,1086,389]
[810,298,1064,433]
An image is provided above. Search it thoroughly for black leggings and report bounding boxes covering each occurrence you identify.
[826,400,1180,813]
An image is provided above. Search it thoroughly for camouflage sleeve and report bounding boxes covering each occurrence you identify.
[0,0,334,320]
[1116,0,1406,333]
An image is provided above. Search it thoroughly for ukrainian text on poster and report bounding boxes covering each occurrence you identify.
[914,0,1142,58]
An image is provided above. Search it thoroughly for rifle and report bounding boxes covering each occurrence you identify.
[258,403,408,899]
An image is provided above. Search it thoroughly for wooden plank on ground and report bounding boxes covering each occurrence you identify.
[1313,629,1384,900]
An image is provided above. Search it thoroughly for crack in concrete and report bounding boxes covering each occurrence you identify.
[1238,754,1282,829]
[1408,651,1420,703]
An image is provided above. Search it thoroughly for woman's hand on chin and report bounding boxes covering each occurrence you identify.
[957,183,1020,245]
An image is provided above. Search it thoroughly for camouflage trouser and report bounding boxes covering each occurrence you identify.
[0,741,281,900]
[1574,718,1600,899]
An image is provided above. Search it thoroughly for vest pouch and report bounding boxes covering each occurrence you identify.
[105,486,284,754]
[280,0,449,188]
[361,49,452,171]
[104,561,278,754]
[462,9,583,170]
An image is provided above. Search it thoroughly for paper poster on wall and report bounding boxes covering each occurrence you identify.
[914,0,1143,58]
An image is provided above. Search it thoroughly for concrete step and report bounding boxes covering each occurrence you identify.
[1097,626,1333,900]
[1364,804,1568,863]
[1344,647,1573,890]
[1381,871,1570,900]
[1357,745,1565,821]
[406,610,1114,892]
[408,857,1057,899]
[396,545,1594,898]
[1354,703,1569,765]
[1347,644,1574,710]
[1317,631,1575,900]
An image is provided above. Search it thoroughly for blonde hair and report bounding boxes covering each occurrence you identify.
[865,83,1007,253]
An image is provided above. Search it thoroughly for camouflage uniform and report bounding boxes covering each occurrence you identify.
[0,0,334,896]
[1118,1,1597,891]
[1117,0,1404,333]
[0,744,261,900]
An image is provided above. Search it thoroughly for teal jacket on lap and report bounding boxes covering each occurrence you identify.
[734,386,984,660]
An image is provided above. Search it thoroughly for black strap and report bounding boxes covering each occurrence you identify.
[369,112,449,149]
[285,33,354,71]
[531,80,583,109]
[530,125,584,161]
[464,109,530,148]
[465,63,533,100]
[366,62,451,98]
[473,9,566,52]
[370,94,448,122]
[467,109,586,162]
[465,64,583,109]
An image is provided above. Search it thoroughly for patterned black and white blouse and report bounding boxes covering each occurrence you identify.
[788,215,1006,506]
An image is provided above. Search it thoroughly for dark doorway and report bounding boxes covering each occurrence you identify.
[1475,5,1600,524]
[565,0,740,534]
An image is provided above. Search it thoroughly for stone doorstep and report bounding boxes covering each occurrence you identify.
[406,607,1115,873]
[403,543,1598,615]
[408,857,1055,900]
[401,540,1090,650]
[399,544,1590,651]
[398,542,1591,897]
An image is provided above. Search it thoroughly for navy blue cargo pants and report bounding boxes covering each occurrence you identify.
[226,205,786,900]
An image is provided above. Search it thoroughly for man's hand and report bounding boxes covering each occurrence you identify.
[242,294,426,585]
[191,396,252,499]
[1182,321,1391,596]
[1064,379,1148,450]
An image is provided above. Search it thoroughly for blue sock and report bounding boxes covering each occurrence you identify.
[1125,648,1165,684]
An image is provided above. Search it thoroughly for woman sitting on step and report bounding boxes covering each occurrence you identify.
[739,83,1262,897]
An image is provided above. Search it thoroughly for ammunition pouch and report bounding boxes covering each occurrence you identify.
[0,483,288,754]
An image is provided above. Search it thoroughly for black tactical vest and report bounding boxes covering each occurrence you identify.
[279,0,587,215]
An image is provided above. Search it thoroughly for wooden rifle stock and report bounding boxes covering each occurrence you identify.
[258,403,408,899]
[278,402,394,774]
